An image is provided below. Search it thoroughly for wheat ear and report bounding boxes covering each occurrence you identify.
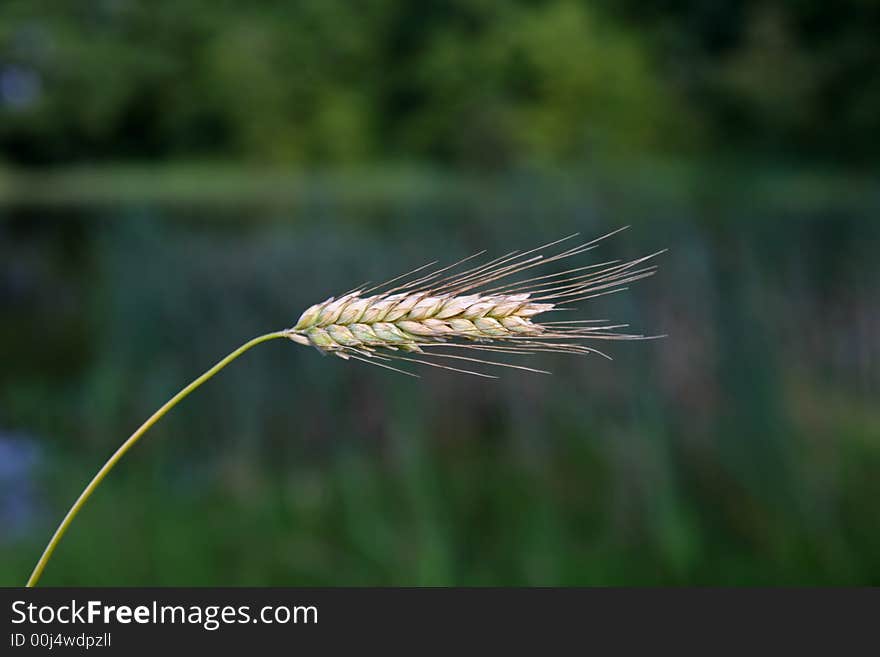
[286,229,663,377]
[26,229,661,586]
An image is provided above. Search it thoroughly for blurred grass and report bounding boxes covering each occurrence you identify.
[0,163,465,210]
[0,160,876,216]
[1,164,879,586]
[6,396,879,586]
[3,0,879,588]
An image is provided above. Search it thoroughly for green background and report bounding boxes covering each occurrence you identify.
[1,1,878,585]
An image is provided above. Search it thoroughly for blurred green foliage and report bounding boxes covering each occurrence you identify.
[1,0,878,166]
[1,170,879,585]
[1,1,879,586]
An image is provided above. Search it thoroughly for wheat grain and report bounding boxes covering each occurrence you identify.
[25,226,662,586]
[284,229,663,376]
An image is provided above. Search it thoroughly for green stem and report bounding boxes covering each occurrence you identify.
[26,330,289,587]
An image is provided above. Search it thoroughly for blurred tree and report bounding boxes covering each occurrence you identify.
[0,0,877,167]
[601,0,880,164]
[395,0,692,166]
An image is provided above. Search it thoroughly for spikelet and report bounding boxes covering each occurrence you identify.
[285,229,663,377]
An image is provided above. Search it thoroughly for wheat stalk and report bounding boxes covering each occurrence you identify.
[26,228,661,586]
